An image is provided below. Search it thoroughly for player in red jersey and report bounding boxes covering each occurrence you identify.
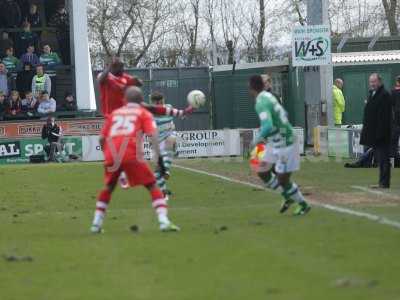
[90,86,180,233]
[97,57,193,117]
[97,57,194,188]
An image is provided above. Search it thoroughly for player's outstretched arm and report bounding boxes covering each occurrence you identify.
[141,103,194,118]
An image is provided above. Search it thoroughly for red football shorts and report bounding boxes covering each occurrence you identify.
[103,160,156,187]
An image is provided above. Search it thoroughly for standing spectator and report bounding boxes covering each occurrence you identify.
[49,3,70,65]
[41,116,62,162]
[40,44,61,68]
[7,90,22,116]
[20,45,40,66]
[391,75,400,167]
[37,90,56,115]
[32,65,51,97]
[333,78,345,126]
[25,3,41,28]
[0,63,10,96]
[21,90,37,115]
[16,62,35,97]
[0,91,7,120]
[0,0,22,28]
[16,22,39,57]
[0,32,14,58]
[59,92,77,111]
[261,74,282,104]
[2,47,20,72]
[360,73,392,188]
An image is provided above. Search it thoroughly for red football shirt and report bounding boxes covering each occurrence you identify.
[101,103,156,165]
[98,72,140,116]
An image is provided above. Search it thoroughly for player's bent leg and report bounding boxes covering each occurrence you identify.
[91,183,117,233]
[146,183,180,232]
[277,173,310,216]
[258,167,280,191]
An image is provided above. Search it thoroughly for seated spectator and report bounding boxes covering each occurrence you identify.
[25,3,41,28]
[2,47,20,72]
[0,32,14,58]
[37,90,56,115]
[21,90,37,115]
[20,45,40,66]
[16,22,39,57]
[0,91,7,120]
[0,0,22,28]
[59,92,77,111]
[32,65,51,97]
[40,44,61,68]
[7,90,22,116]
[16,62,34,97]
[49,3,70,65]
[0,63,10,96]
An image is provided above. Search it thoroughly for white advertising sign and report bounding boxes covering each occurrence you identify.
[292,25,332,67]
[82,129,241,162]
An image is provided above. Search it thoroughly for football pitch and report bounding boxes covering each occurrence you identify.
[1,159,400,300]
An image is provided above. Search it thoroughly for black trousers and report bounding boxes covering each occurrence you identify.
[375,145,391,188]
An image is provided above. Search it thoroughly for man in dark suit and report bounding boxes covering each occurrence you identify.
[360,73,393,188]
[391,76,400,167]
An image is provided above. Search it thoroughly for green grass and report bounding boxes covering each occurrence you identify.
[0,161,400,300]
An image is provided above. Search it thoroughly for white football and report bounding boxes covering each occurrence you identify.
[187,90,206,108]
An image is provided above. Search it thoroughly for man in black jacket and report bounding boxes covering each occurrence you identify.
[360,73,393,188]
[41,116,62,162]
[391,76,400,167]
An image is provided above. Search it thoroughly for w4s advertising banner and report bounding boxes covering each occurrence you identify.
[0,137,82,164]
[292,25,332,67]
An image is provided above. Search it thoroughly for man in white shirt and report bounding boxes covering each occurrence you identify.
[37,90,56,115]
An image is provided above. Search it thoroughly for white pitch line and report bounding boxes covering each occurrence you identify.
[174,164,400,230]
[351,185,400,200]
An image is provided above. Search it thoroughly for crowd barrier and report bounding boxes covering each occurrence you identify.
[0,128,306,164]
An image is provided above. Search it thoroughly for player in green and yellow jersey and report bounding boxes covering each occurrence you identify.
[249,75,311,215]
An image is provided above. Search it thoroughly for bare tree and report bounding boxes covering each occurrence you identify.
[382,0,399,35]
[88,0,174,67]
[256,0,266,61]
[219,0,242,64]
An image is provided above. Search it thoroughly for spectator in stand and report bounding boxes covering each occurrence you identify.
[25,3,41,28]
[2,47,20,72]
[0,0,22,28]
[40,44,61,68]
[0,32,14,58]
[16,62,35,97]
[0,91,7,120]
[59,92,77,111]
[49,3,70,65]
[21,90,37,116]
[37,90,56,115]
[16,22,39,57]
[20,45,40,66]
[0,63,10,96]
[7,90,22,116]
[32,64,51,97]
